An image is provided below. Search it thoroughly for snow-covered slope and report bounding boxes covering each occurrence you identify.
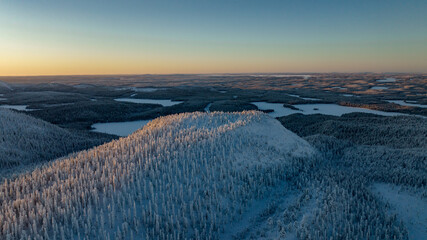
[0,109,112,169]
[0,111,315,239]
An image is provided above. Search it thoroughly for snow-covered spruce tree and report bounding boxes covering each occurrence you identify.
[0,109,112,170]
[0,111,315,239]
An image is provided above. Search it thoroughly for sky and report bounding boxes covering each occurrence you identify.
[0,0,426,75]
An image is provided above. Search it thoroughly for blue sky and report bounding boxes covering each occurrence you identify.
[1,0,426,75]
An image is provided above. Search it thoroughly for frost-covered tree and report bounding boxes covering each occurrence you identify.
[0,111,314,239]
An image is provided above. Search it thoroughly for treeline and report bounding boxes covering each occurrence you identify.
[279,112,427,148]
[265,113,426,239]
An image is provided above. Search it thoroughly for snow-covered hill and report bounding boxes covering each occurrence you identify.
[0,111,315,239]
[0,109,113,169]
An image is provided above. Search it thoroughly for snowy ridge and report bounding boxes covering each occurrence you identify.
[0,111,315,239]
[0,109,109,169]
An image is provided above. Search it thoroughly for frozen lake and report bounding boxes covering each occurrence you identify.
[91,120,152,136]
[115,98,183,107]
[370,86,389,90]
[376,78,396,83]
[133,87,161,92]
[386,100,427,108]
[252,102,408,118]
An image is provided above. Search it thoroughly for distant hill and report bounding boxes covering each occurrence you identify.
[0,111,315,239]
[0,109,114,169]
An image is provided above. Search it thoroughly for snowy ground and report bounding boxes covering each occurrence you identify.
[372,183,427,239]
[115,98,183,106]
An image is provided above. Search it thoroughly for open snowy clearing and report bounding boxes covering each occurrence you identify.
[252,102,408,118]
[372,183,427,239]
[115,98,183,106]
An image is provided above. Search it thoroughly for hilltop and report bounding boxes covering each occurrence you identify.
[0,111,315,239]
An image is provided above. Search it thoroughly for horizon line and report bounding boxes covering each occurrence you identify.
[0,71,426,78]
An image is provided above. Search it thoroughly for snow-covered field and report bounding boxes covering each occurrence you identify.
[91,119,152,136]
[115,98,183,107]
[252,102,407,118]
[372,183,427,239]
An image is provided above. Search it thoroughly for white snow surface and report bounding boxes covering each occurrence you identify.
[115,98,183,106]
[252,102,408,118]
[372,183,427,239]
[0,111,315,240]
